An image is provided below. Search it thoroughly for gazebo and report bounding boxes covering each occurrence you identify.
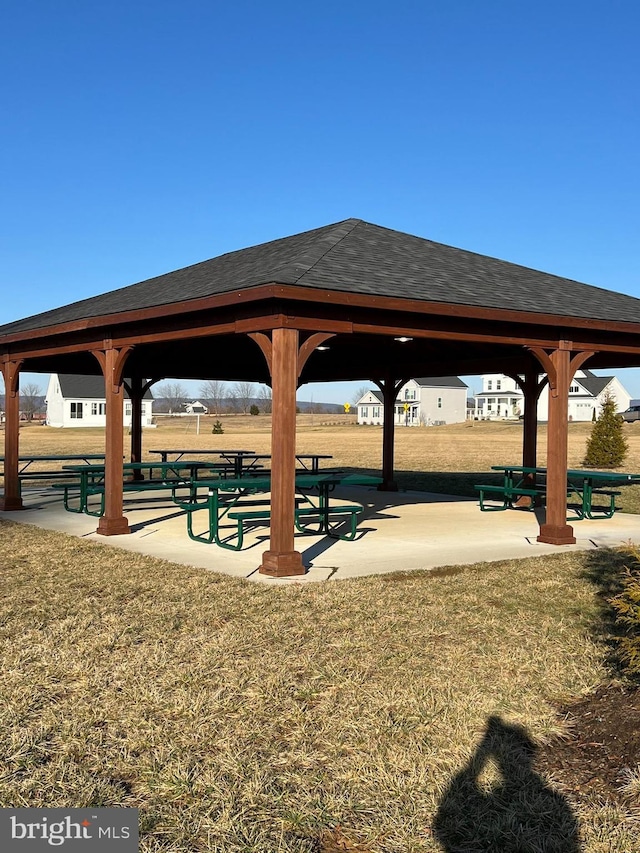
[2,218,640,576]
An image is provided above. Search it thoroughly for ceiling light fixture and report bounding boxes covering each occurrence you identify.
[316,345,330,351]
[394,336,413,343]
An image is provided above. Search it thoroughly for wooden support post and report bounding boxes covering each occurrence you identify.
[374,375,405,491]
[248,329,334,577]
[94,345,132,536]
[126,377,148,482]
[530,344,594,545]
[0,359,24,511]
[509,365,547,493]
[257,328,305,576]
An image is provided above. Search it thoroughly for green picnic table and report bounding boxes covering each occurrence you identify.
[58,460,226,516]
[0,454,107,495]
[476,465,639,519]
[183,472,382,550]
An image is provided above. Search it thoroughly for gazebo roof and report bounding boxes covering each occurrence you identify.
[2,218,640,385]
[3,218,640,337]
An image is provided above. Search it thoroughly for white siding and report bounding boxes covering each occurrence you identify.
[45,375,154,428]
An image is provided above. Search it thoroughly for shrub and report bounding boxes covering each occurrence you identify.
[609,545,640,677]
[211,420,224,434]
[583,391,628,468]
[249,404,259,416]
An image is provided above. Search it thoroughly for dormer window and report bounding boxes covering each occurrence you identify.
[569,384,580,393]
[496,380,502,390]
[487,380,492,391]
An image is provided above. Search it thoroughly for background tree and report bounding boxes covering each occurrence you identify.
[233,381,254,414]
[352,384,372,404]
[20,383,42,421]
[156,381,188,414]
[258,384,272,414]
[583,391,628,468]
[200,379,226,414]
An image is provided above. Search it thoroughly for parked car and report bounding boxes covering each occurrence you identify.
[621,405,640,422]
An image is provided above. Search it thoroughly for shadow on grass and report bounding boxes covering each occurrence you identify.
[433,716,580,852]
[579,545,639,680]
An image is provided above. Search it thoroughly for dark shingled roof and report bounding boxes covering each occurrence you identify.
[413,377,468,388]
[56,375,154,400]
[3,218,640,336]
[577,376,612,397]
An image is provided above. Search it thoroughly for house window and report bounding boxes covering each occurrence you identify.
[91,403,106,415]
[487,380,492,390]
[372,406,381,418]
[437,397,442,408]
[125,403,132,416]
[404,388,416,400]
[496,380,502,390]
[361,406,369,418]
[570,384,579,393]
[70,402,83,419]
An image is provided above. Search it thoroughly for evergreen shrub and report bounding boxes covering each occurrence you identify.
[249,405,259,416]
[583,391,628,468]
[211,420,224,434]
[609,545,640,677]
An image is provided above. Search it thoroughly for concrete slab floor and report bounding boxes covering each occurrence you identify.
[2,485,639,584]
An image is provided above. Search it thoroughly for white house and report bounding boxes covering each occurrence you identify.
[473,370,631,422]
[356,377,468,426]
[45,374,155,428]
[184,400,208,414]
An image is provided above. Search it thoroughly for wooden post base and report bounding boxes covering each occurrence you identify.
[377,480,398,492]
[96,517,130,536]
[537,524,576,545]
[259,550,306,577]
[0,496,24,511]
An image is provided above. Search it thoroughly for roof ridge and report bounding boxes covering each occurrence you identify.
[278,218,363,284]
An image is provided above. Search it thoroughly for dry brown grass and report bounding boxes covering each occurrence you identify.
[8,416,640,512]
[1,519,639,851]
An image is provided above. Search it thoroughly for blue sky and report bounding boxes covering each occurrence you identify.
[1,0,639,402]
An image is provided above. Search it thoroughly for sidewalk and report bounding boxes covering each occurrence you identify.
[2,485,639,584]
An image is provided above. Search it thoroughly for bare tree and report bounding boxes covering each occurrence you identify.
[257,384,272,414]
[20,383,42,421]
[352,384,372,404]
[225,387,239,413]
[156,381,189,414]
[200,379,227,415]
[233,381,254,414]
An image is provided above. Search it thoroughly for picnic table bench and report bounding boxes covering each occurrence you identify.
[184,473,381,550]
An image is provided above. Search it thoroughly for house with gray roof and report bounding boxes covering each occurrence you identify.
[357,377,468,426]
[45,374,154,428]
[473,370,630,421]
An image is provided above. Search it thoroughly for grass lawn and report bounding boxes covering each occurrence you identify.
[1,520,639,852]
[2,418,640,850]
